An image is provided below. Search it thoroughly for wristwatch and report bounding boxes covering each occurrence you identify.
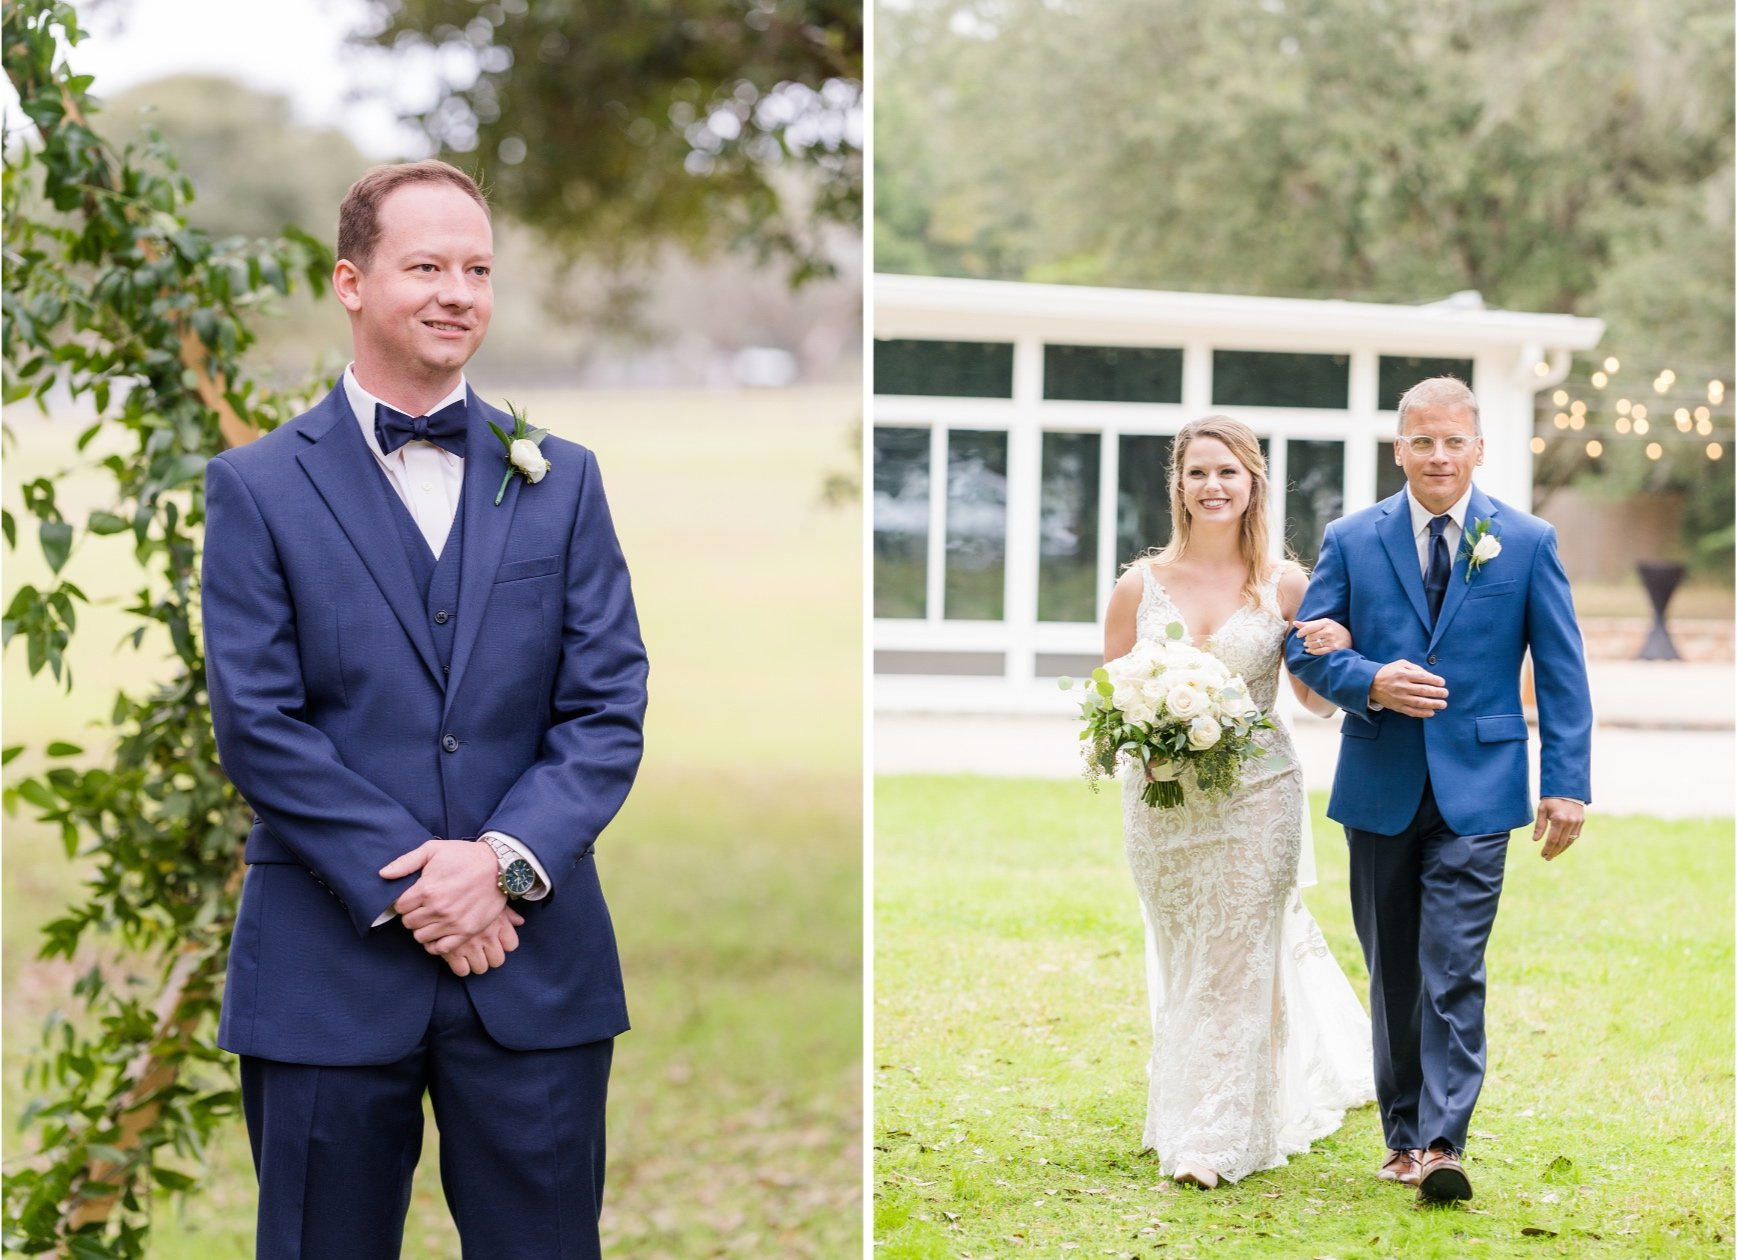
[482,836,536,899]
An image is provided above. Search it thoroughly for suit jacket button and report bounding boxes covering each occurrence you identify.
[434,610,449,624]
[1427,654,1438,665]
[442,734,459,752]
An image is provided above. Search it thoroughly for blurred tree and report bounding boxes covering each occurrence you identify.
[356,0,862,284]
[101,74,366,241]
[874,0,1733,569]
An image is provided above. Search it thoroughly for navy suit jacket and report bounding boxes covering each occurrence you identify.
[1284,485,1592,838]
[203,384,648,1065]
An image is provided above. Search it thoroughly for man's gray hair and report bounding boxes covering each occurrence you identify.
[1397,376,1481,433]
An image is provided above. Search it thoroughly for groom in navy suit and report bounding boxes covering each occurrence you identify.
[202,160,647,1258]
[1286,376,1591,1204]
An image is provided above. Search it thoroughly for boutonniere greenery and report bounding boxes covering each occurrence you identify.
[1460,517,1501,581]
[488,400,551,506]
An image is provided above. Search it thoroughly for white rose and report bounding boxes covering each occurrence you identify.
[1472,534,1502,563]
[1186,714,1222,750]
[1121,695,1157,727]
[1219,685,1260,719]
[1166,685,1208,719]
[510,438,551,484]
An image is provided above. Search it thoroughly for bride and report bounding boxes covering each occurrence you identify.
[1102,415,1374,1189]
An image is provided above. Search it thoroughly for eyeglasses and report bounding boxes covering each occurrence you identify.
[1398,434,1479,456]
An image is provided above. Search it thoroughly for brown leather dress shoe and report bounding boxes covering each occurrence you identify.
[1416,1146,1473,1203]
[1377,1148,1423,1186]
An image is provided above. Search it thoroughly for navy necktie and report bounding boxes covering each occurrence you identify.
[1424,514,1452,623]
[374,399,467,458]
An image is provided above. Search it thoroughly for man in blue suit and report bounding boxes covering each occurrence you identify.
[1286,376,1591,1204]
[202,160,648,1258]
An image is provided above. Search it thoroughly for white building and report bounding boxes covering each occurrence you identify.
[872,274,1604,712]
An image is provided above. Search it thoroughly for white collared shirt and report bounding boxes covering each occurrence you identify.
[342,365,552,915]
[344,367,467,558]
[1406,484,1474,577]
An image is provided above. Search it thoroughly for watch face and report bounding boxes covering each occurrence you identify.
[501,859,535,897]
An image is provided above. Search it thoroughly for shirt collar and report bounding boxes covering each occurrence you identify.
[1405,483,1474,537]
[344,365,468,461]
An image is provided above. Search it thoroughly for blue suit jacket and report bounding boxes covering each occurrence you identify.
[1284,485,1592,837]
[203,385,648,1065]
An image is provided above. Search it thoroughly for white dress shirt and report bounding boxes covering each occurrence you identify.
[345,366,552,920]
[1406,484,1473,576]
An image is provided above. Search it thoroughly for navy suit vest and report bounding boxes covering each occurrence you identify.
[376,471,465,678]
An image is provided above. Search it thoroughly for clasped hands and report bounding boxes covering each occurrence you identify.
[380,839,522,977]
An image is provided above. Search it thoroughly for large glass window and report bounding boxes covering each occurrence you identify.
[1379,356,1475,411]
[944,430,1008,620]
[1043,344,1183,403]
[1038,432,1100,622]
[1116,434,1173,566]
[1212,350,1350,409]
[1376,439,1408,502]
[875,339,1015,398]
[872,426,930,618]
[1285,440,1345,565]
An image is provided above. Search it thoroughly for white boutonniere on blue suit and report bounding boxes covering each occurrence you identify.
[488,400,551,505]
[1460,517,1501,582]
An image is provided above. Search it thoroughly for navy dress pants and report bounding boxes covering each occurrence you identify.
[1346,780,1509,1154]
[241,967,613,1260]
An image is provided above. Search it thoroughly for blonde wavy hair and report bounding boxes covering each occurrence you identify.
[1143,415,1277,609]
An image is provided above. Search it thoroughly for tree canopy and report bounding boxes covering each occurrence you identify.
[356,0,863,283]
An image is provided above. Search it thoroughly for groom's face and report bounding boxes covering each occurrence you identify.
[1395,402,1483,515]
[341,181,494,385]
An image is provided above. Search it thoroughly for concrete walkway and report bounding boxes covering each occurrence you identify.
[875,661,1735,819]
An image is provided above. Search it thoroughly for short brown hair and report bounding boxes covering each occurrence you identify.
[337,160,490,270]
[1397,376,1481,433]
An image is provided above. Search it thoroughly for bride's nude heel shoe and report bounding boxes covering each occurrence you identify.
[1172,1161,1219,1190]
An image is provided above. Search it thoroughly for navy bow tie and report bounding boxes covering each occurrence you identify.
[374,399,467,458]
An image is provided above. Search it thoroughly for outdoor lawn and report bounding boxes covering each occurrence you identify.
[3,384,864,1258]
[874,775,1734,1258]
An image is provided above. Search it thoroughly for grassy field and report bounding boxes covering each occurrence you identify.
[2,384,863,1257]
[874,776,1734,1258]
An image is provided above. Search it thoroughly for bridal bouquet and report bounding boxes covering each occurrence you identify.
[1062,623,1285,808]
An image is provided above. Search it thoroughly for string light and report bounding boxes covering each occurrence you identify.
[1552,389,1569,406]
[1553,412,1570,429]
[1697,417,1713,436]
[1710,381,1725,404]
[1530,436,1547,454]
[1533,360,1551,377]
[1615,417,1632,434]
[1695,406,1711,423]
[1616,398,1632,414]
[1632,403,1648,421]
[1709,443,1725,461]
[1675,407,1692,425]
[1570,414,1586,431]
[1646,442,1663,460]
[1653,370,1675,392]
[1633,417,1650,435]
[1570,399,1588,416]
[1603,357,1620,373]
[1586,439,1603,457]
[1591,371,1608,388]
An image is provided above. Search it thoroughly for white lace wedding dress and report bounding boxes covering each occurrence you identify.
[1123,565,1375,1183]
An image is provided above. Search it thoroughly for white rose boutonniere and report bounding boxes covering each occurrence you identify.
[488,400,552,505]
[1461,517,1501,582]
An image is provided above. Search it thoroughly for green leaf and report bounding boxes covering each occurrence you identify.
[2,508,14,549]
[1,746,22,766]
[87,510,128,535]
[152,1167,197,1191]
[46,742,83,757]
[39,521,73,573]
[487,419,513,451]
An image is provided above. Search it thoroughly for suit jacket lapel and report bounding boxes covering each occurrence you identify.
[1429,486,1499,649]
[296,386,444,684]
[442,390,523,714]
[1378,490,1432,631]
